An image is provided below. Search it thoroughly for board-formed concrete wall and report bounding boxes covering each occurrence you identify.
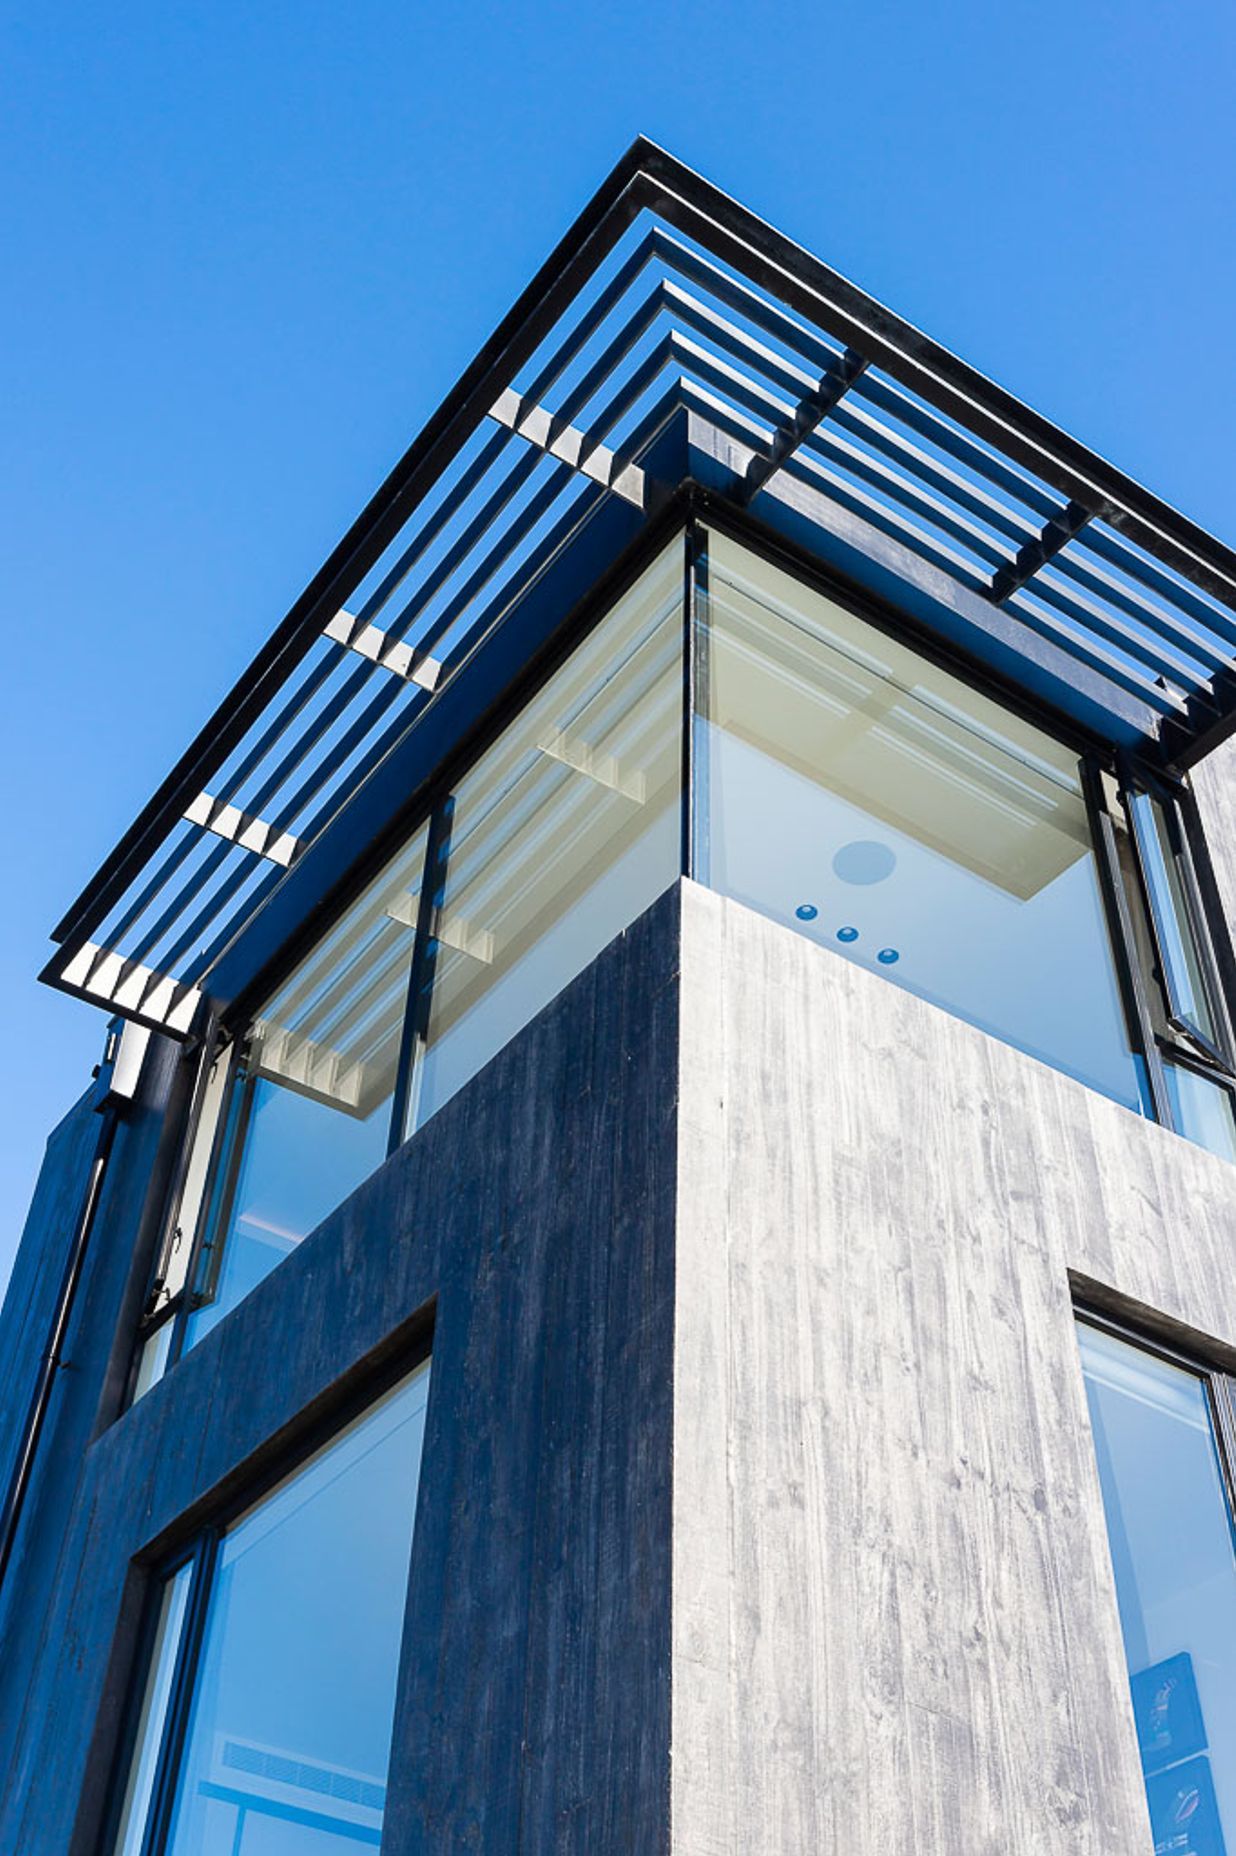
[673,879,1236,1855]
[9,865,1236,1853]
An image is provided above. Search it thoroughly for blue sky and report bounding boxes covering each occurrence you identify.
[2,0,1234,1294]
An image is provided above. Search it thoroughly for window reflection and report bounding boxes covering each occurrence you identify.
[1078,1322,1236,1853]
[408,542,683,1135]
[698,534,1141,1112]
[115,1362,431,1856]
[1163,1061,1236,1166]
[1131,790,1222,1050]
[187,828,427,1348]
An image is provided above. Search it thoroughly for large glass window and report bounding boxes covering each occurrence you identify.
[696,533,1142,1112]
[133,539,683,1391]
[408,541,683,1135]
[185,824,428,1351]
[133,526,1236,1398]
[1078,1319,1236,1854]
[110,1359,430,1856]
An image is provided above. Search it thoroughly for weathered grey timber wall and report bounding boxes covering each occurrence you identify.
[0,893,679,1856]
[673,879,1236,1856]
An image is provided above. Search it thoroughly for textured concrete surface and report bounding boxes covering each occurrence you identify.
[7,871,1236,1851]
[673,879,1236,1855]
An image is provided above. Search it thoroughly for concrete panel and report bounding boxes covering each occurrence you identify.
[673,880,1236,1855]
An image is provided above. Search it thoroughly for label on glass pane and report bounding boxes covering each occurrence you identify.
[1146,1755,1226,1856]
[1132,1653,1207,1776]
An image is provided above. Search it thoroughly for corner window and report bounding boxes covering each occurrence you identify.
[694,532,1142,1112]
[132,539,683,1392]
[108,1360,430,1856]
[1077,1318,1236,1853]
[132,525,1236,1398]
[407,541,683,1137]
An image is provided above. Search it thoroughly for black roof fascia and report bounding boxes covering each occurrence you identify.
[51,136,1236,955]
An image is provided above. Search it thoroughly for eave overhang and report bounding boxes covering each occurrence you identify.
[42,137,1236,1037]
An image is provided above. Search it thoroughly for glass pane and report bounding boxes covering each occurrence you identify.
[164,1361,430,1854]
[187,830,426,1349]
[699,533,1141,1112]
[1164,1061,1236,1165]
[1130,790,1219,1048]
[409,540,683,1135]
[1078,1322,1236,1852]
[131,1317,175,1406]
[112,1561,193,1856]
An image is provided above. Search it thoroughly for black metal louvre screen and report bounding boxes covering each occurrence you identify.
[43,140,1236,1037]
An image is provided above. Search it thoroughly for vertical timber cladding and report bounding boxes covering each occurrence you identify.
[673,881,1236,1856]
[0,1037,181,1754]
[0,893,680,1856]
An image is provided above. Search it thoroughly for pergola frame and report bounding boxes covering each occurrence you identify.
[42,138,1236,1036]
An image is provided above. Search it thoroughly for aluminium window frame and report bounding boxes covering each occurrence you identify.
[98,1337,433,1856]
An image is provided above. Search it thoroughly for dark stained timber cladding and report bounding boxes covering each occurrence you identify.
[0,1036,181,1759]
[0,886,681,1856]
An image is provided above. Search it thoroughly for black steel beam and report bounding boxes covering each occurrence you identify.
[742,347,868,503]
[987,498,1096,606]
[47,134,1236,989]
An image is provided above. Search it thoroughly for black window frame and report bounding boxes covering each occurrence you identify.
[99,1340,432,1856]
[1074,1299,1236,1825]
[1076,1304,1236,1499]
[127,511,1236,1403]
[1112,760,1236,1132]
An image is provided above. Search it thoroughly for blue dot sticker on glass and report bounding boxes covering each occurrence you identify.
[795,903,818,922]
[877,947,900,965]
[833,840,896,886]
[837,926,859,944]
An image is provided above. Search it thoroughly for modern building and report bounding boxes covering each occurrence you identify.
[4,139,1236,1854]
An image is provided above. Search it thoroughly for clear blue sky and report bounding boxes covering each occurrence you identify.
[2,0,1234,1295]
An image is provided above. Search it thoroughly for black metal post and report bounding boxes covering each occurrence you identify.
[0,1103,119,1594]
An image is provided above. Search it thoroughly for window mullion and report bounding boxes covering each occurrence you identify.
[139,1532,219,1856]
[167,1047,251,1371]
[1172,801,1236,1070]
[387,796,455,1157]
[1081,756,1172,1126]
[681,520,706,882]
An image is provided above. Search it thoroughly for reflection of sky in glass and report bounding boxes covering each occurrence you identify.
[1163,1062,1236,1166]
[188,1077,391,1348]
[1131,791,1218,1047]
[706,726,1140,1110]
[1079,1324,1236,1843]
[113,1565,193,1856]
[411,539,683,1136]
[163,1364,429,1855]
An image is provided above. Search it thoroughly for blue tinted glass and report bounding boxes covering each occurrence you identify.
[410,541,683,1135]
[1078,1323,1236,1849]
[1163,1062,1236,1166]
[186,829,426,1349]
[164,1363,430,1854]
[1130,791,1217,1048]
[699,535,1141,1113]
[112,1563,193,1856]
[188,1077,393,1348]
